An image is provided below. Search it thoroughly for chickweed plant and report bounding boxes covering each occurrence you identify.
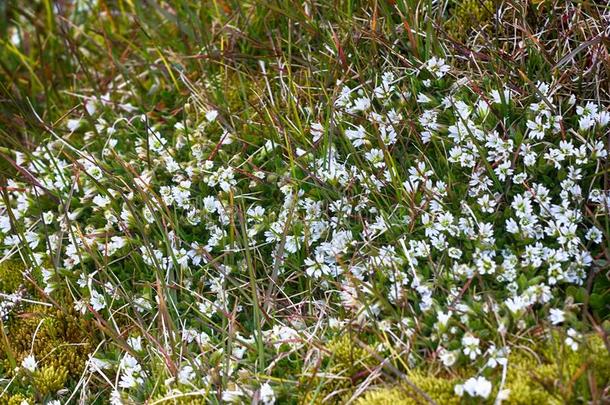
[0,0,609,404]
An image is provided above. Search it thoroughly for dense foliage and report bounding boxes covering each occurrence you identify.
[0,1,609,404]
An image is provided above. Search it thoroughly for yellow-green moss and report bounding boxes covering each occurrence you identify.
[327,333,373,369]
[3,305,95,378]
[354,387,408,405]
[354,333,610,404]
[501,335,609,404]
[0,393,34,405]
[0,260,27,292]
[533,333,610,401]
[355,362,560,405]
[0,257,101,400]
[586,335,610,383]
[301,334,376,404]
[32,365,69,397]
[445,0,496,41]
[355,371,460,405]
[504,354,562,405]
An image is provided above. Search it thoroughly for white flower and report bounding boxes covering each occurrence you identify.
[455,376,492,399]
[345,125,366,148]
[21,354,37,372]
[133,297,152,313]
[365,148,385,168]
[448,247,462,259]
[87,356,111,373]
[549,308,565,325]
[311,122,324,143]
[269,324,300,349]
[565,328,581,351]
[222,387,244,402]
[85,99,97,115]
[127,336,143,351]
[351,96,371,112]
[304,254,330,278]
[0,215,11,233]
[196,331,211,345]
[490,88,511,104]
[506,295,528,314]
[90,289,106,311]
[579,115,596,130]
[485,345,509,369]
[178,365,196,384]
[42,211,55,224]
[182,328,199,344]
[259,382,276,405]
[576,101,598,117]
[461,333,481,360]
[526,116,549,140]
[120,353,139,370]
[67,118,83,132]
[93,194,110,208]
[597,111,610,127]
[232,346,246,359]
[417,93,432,104]
[379,125,397,145]
[74,299,87,314]
[119,354,145,389]
[110,389,123,405]
[506,217,519,234]
[436,311,452,327]
[424,57,450,79]
[439,348,458,367]
[585,227,602,244]
[205,109,219,122]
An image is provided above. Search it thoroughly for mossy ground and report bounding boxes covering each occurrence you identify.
[0,0,608,403]
[356,334,610,404]
[0,260,98,403]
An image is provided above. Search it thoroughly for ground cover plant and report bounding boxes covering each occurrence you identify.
[0,0,609,403]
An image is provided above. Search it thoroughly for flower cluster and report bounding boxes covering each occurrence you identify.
[0,48,607,403]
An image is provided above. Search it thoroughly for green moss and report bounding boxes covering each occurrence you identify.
[0,393,34,405]
[327,334,373,369]
[301,333,376,404]
[3,305,95,378]
[0,259,47,301]
[0,258,96,382]
[355,371,460,405]
[354,387,407,405]
[354,333,610,404]
[32,365,69,397]
[504,353,562,405]
[586,335,610,384]
[534,333,610,402]
[445,0,496,41]
[0,260,27,292]
[0,300,98,399]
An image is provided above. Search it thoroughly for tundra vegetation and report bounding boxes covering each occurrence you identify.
[0,0,609,404]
